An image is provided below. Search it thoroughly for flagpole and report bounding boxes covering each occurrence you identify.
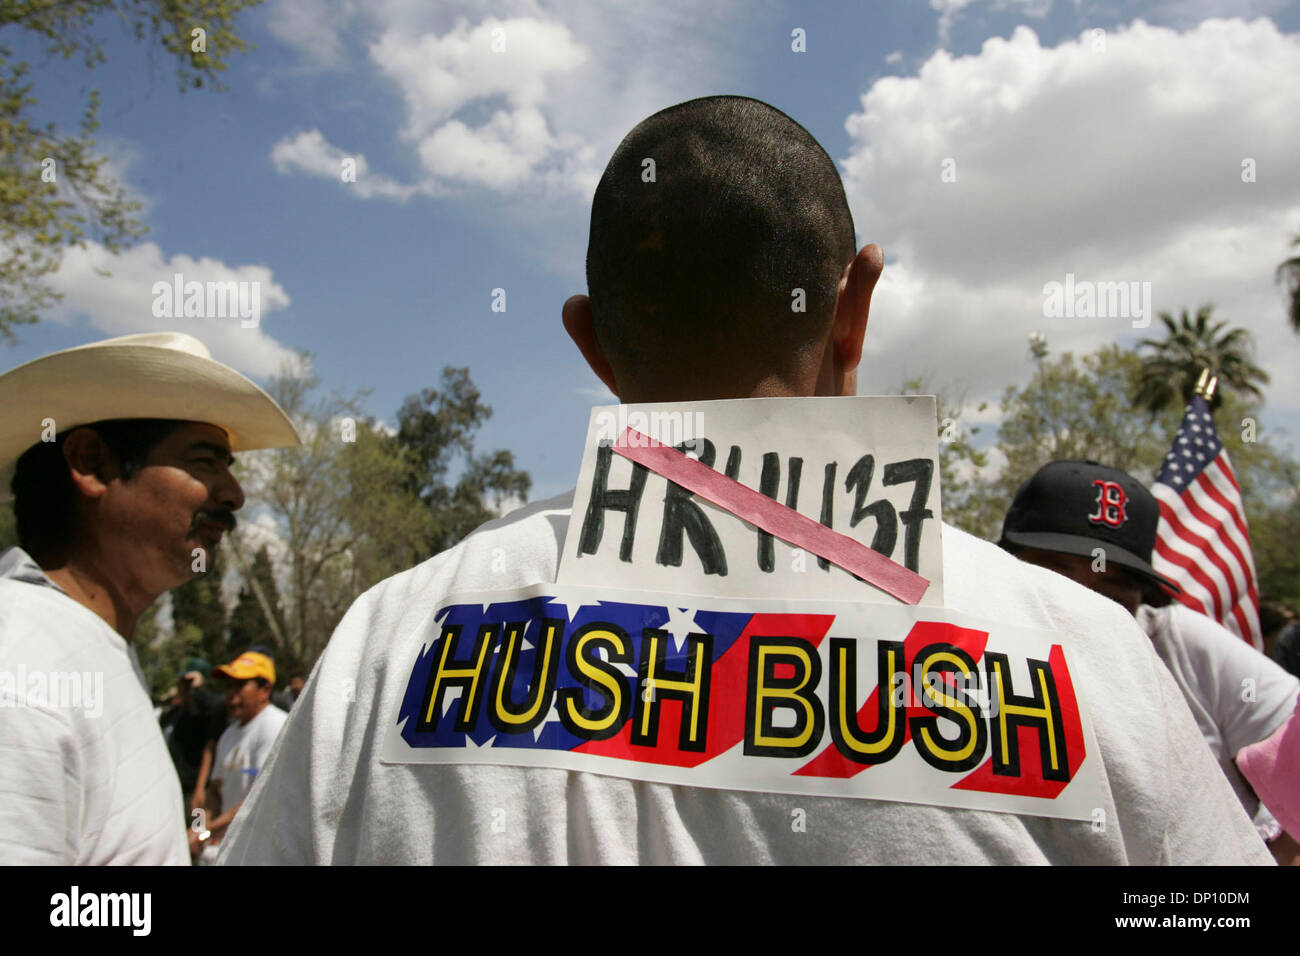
[1193,367,1218,401]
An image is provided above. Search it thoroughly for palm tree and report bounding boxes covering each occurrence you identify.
[1276,233,1300,333]
[1133,305,1269,413]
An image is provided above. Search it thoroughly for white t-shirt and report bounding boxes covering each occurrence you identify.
[212,703,287,812]
[219,494,1272,865]
[1139,602,1299,838]
[0,548,189,865]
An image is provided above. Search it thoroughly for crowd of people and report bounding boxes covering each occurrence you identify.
[155,651,302,862]
[1,95,1296,866]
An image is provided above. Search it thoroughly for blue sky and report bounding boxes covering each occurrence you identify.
[7,0,1300,502]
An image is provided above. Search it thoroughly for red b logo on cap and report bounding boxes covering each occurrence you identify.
[1088,479,1128,528]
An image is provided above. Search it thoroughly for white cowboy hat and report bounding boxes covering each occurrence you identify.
[0,331,301,499]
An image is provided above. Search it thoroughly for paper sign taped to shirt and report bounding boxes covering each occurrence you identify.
[380,584,1105,822]
[556,397,945,605]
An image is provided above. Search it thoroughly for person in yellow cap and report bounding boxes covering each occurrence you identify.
[0,331,299,865]
[193,651,287,862]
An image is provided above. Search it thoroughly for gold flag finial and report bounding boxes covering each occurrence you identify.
[1194,368,1210,397]
[1204,375,1218,402]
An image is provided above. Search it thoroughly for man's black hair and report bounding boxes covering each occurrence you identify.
[11,419,186,557]
[586,95,856,376]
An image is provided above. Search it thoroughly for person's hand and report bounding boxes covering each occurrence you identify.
[189,788,205,813]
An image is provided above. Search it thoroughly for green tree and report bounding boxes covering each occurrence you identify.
[1277,233,1300,334]
[133,600,200,700]
[338,419,439,587]
[396,366,532,556]
[1254,487,1300,610]
[168,542,226,662]
[897,376,991,538]
[989,343,1181,526]
[229,358,460,671]
[0,0,262,340]
[1133,305,1270,413]
[226,544,284,663]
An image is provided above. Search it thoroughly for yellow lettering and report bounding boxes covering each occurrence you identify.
[753,644,817,751]
[493,622,559,725]
[640,632,706,745]
[916,651,980,763]
[992,659,1060,774]
[836,644,898,756]
[425,626,494,725]
[564,628,627,733]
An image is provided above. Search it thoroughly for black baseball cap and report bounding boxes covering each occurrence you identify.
[998,460,1181,596]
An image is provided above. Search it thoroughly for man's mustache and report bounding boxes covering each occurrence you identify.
[190,508,237,534]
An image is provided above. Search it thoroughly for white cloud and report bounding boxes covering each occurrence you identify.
[270,129,420,200]
[931,0,1053,44]
[265,0,362,69]
[90,137,155,218]
[368,16,589,191]
[1124,0,1292,28]
[45,241,301,379]
[371,17,588,134]
[265,1,759,207]
[265,11,594,194]
[416,106,557,190]
[842,18,1300,439]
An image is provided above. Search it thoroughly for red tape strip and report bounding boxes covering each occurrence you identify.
[611,428,931,605]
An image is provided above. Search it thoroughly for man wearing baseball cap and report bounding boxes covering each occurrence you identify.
[0,331,299,864]
[192,650,287,862]
[1001,460,1300,863]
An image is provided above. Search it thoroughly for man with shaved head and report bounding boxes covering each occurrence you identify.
[576,95,861,403]
[221,96,1270,865]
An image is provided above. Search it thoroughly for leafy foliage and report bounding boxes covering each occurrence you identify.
[396,366,532,556]
[226,360,529,672]
[132,600,199,700]
[226,544,284,663]
[0,0,261,339]
[897,376,991,537]
[1134,305,1269,413]
[168,540,226,661]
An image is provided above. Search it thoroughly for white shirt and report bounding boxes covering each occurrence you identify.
[212,703,287,812]
[219,495,1272,865]
[0,548,188,865]
[1139,602,1299,838]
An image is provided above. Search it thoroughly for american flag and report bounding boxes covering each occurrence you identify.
[1150,393,1261,648]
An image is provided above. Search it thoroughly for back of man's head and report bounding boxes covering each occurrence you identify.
[586,96,856,397]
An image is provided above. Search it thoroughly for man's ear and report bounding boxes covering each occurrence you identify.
[830,243,884,394]
[562,294,620,399]
[61,428,115,500]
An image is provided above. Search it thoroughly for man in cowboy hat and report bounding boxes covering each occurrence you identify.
[1000,459,1300,863]
[0,331,299,864]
